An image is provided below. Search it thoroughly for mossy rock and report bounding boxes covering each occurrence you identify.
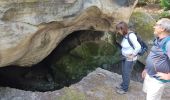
[59,87,86,100]
[51,41,120,81]
[129,9,156,41]
[71,41,117,58]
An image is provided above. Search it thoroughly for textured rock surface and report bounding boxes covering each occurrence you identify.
[0,68,169,100]
[0,0,138,67]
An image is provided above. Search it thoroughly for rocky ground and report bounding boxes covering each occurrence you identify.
[0,68,169,100]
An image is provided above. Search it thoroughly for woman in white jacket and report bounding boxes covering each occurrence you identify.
[115,21,141,94]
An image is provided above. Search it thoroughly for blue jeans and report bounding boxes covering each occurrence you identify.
[121,59,136,92]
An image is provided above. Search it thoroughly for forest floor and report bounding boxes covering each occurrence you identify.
[137,3,164,15]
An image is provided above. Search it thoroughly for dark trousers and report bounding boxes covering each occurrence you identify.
[121,59,136,92]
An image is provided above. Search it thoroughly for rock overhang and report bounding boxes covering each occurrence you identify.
[0,0,138,67]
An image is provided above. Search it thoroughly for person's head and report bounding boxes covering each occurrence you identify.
[154,18,170,37]
[115,21,128,35]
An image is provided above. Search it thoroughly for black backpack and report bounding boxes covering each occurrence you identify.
[127,32,148,56]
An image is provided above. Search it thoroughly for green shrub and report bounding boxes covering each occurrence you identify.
[160,0,170,10]
[159,11,170,18]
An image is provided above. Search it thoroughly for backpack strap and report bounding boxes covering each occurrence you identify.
[127,32,136,49]
[153,36,170,55]
[162,36,170,54]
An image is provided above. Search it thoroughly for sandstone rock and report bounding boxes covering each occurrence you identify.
[0,68,169,100]
[0,0,138,67]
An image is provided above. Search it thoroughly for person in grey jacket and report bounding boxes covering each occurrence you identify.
[142,18,170,100]
[115,21,141,94]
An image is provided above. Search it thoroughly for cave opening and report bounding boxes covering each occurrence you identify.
[0,30,145,92]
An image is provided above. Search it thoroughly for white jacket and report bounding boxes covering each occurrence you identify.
[121,32,141,61]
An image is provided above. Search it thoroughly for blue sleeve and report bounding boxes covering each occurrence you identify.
[166,41,170,59]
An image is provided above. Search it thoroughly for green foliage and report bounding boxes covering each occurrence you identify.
[159,11,170,18]
[160,0,170,10]
[137,0,160,6]
[146,0,160,3]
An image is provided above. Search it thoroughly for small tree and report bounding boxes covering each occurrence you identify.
[160,0,170,11]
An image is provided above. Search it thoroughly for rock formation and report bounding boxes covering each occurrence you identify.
[0,68,169,100]
[0,0,138,67]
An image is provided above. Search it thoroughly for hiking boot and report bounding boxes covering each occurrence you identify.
[116,84,122,89]
[116,88,127,94]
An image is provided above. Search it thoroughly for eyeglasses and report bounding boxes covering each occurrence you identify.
[155,22,163,26]
[154,24,163,29]
[155,24,161,27]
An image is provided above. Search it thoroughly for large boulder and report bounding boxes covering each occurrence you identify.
[0,0,138,67]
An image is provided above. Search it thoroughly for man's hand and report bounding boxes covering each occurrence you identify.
[156,72,170,80]
[142,69,147,79]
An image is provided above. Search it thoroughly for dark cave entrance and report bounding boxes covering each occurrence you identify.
[0,30,145,92]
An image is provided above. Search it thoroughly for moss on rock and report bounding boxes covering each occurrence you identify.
[129,10,156,41]
[51,41,120,83]
[59,87,86,100]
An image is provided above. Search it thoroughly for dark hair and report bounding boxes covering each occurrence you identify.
[116,21,128,35]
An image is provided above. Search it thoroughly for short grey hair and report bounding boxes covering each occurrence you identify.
[158,18,170,33]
